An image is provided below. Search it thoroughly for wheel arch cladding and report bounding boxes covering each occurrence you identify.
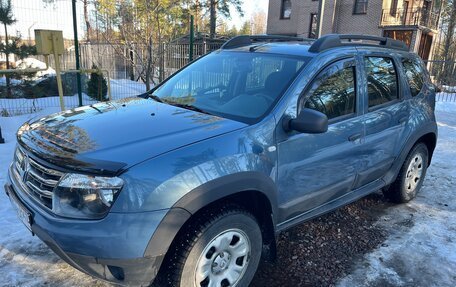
[383,122,437,185]
[416,132,437,166]
[144,171,278,260]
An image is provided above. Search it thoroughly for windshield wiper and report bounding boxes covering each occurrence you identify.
[142,93,213,116]
[144,93,164,103]
[138,91,163,103]
[167,103,214,116]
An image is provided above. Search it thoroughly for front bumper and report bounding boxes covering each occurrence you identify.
[4,169,168,286]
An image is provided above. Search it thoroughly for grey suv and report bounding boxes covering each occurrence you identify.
[5,34,437,287]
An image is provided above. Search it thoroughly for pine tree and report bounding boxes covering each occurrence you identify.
[87,66,108,101]
[0,0,16,98]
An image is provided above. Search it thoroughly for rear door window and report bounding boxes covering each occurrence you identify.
[364,57,399,108]
[402,58,425,97]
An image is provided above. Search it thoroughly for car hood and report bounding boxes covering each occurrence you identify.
[17,97,247,175]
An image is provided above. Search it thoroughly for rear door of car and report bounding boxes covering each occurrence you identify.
[354,52,411,188]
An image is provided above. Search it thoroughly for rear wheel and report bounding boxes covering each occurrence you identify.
[163,206,262,287]
[383,143,429,203]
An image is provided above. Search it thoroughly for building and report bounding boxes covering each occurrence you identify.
[267,0,442,60]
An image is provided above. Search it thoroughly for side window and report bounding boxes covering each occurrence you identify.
[364,57,398,108]
[402,58,425,97]
[301,60,356,120]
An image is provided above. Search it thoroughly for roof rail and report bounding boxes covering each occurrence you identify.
[221,35,309,49]
[308,34,409,53]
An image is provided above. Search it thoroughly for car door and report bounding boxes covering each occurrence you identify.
[276,57,364,222]
[354,55,411,188]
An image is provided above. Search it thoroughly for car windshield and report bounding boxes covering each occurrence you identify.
[152,51,309,124]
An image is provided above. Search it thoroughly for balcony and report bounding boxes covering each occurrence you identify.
[381,8,439,30]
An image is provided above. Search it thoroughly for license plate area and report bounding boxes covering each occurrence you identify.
[7,186,34,233]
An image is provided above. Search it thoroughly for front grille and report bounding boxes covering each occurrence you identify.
[12,147,64,209]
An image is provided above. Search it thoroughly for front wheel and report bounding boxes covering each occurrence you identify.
[164,207,263,287]
[383,143,429,203]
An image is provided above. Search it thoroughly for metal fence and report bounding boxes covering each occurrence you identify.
[0,41,223,116]
[0,0,224,116]
[426,60,456,102]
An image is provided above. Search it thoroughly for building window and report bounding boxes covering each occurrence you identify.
[390,0,399,16]
[309,13,318,39]
[353,0,368,14]
[281,0,292,19]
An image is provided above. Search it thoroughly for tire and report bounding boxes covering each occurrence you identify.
[383,143,429,203]
[161,205,262,287]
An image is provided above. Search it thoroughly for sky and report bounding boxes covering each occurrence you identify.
[3,0,269,40]
[230,0,269,29]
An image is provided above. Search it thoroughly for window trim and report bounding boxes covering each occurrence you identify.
[363,54,402,112]
[297,57,358,124]
[280,0,292,20]
[353,0,368,15]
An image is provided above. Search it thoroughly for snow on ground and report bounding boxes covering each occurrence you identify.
[337,102,456,287]
[0,99,455,286]
[15,58,56,80]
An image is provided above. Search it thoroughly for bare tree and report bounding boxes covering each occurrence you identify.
[441,0,456,84]
[251,11,267,34]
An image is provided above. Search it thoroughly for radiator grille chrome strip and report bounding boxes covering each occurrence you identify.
[12,147,64,209]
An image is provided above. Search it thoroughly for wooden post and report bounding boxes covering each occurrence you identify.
[52,34,66,111]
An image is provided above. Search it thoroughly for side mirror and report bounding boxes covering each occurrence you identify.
[283,108,328,134]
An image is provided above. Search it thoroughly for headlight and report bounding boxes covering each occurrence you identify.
[52,174,124,219]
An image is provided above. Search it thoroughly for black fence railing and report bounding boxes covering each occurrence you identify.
[381,9,439,30]
[426,60,456,102]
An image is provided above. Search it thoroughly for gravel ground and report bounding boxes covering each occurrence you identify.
[251,192,393,287]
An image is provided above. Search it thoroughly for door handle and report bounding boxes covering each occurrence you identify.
[399,116,408,124]
[348,133,362,142]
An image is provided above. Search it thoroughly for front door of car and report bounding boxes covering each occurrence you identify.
[354,55,411,188]
[276,57,364,222]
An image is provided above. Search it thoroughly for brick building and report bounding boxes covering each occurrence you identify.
[267,0,442,60]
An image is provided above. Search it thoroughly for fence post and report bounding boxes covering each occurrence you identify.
[189,15,194,63]
[72,0,83,107]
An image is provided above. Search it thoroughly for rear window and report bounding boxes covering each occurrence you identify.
[402,58,425,97]
[364,57,399,108]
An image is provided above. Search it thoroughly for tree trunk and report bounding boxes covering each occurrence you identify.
[83,0,91,41]
[210,0,217,39]
[3,22,11,98]
[145,38,153,91]
[442,0,456,84]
